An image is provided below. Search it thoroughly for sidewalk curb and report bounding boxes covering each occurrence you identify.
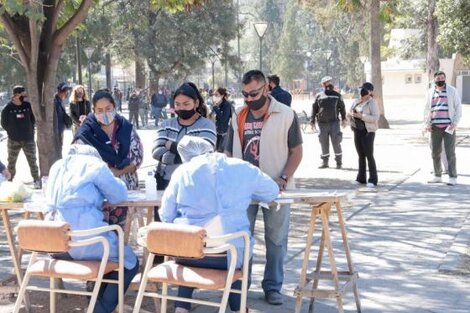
[439,211,470,275]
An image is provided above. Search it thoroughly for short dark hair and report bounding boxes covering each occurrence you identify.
[92,89,116,107]
[361,82,374,91]
[434,70,446,78]
[242,70,266,85]
[267,74,280,86]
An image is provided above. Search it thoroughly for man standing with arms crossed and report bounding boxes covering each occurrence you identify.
[225,70,303,305]
[310,76,347,169]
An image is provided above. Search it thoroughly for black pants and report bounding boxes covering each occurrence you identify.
[353,129,377,185]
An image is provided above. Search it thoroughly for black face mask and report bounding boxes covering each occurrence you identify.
[246,95,267,111]
[435,80,445,87]
[19,96,25,102]
[325,84,334,91]
[360,88,369,97]
[176,109,197,120]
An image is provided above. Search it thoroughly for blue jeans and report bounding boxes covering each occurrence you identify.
[53,252,139,313]
[247,203,290,293]
[175,255,242,311]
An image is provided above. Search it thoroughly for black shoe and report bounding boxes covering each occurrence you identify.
[318,164,329,169]
[265,291,283,305]
[336,163,342,169]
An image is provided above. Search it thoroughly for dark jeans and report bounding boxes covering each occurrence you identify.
[216,134,227,152]
[174,255,243,311]
[430,125,457,178]
[353,129,377,185]
[53,252,139,313]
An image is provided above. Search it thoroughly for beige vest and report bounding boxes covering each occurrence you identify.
[232,96,296,189]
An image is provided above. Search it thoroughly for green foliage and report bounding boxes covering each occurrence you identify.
[437,0,470,62]
[111,0,238,84]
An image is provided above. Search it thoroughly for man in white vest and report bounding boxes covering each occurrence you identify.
[225,70,303,305]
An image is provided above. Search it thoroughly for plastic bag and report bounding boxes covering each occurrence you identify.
[0,181,32,202]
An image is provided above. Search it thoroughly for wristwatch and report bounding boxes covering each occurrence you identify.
[280,174,288,182]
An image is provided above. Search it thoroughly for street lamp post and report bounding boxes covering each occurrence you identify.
[325,51,332,76]
[84,47,95,97]
[254,22,268,71]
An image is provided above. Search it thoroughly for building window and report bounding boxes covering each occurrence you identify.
[414,74,422,84]
[405,74,413,84]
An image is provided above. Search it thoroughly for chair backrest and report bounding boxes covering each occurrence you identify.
[17,220,71,253]
[146,222,207,258]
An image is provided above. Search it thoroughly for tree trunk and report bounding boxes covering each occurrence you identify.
[369,0,389,129]
[105,52,112,90]
[135,58,146,89]
[426,0,440,84]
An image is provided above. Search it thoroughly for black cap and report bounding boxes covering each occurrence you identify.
[361,82,374,91]
[57,82,71,92]
[13,85,25,95]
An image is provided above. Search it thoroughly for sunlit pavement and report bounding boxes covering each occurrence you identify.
[1,97,470,312]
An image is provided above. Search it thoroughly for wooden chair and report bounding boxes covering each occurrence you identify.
[133,222,250,313]
[13,220,125,313]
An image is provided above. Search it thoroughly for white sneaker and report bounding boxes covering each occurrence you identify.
[447,177,457,186]
[352,180,362,185]
[366,183,377,188]
[428,176,442,183]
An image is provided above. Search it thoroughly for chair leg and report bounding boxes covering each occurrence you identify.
[161,282,169,313]
[13,271,32,313]
[87,278,104,313]
[50,278,56,313]
[132,254,155,313]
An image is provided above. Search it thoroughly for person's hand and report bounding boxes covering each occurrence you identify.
[341,120,348,128]
[1,168,11,180]
[275,177,287,191]
[425,124,432,132]
[79,115,87,124]
[165,140,173,150]
[351,111,363,119]
[110,167,121,177]
[310,123,318,133]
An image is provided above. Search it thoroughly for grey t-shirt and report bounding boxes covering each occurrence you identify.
[225,111,303,167]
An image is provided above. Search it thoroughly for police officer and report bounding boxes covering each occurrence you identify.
[310,76,347,169]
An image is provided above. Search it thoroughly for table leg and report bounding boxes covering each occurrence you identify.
[146,206,154,225]
[294,206,319,313]
[320,206,344,313]
[1,209,31,312]
[335,201,362,312]
[308,205,328,313]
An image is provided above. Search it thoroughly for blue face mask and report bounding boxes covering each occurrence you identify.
[95,110,116,125]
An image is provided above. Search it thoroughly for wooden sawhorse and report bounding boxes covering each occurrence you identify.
[294,199,361,313]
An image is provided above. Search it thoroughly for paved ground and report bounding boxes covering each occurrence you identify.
[1,96,470,312]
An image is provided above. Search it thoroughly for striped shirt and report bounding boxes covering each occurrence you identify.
[430,89,451,128]
[152,116,216,179]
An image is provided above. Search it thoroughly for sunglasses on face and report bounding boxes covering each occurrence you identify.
[242,84,265,98]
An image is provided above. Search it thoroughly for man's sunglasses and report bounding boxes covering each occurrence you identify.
[242,84,265,98]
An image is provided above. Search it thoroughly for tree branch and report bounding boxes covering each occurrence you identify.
[0,13,30,70]
[53,0,94,47]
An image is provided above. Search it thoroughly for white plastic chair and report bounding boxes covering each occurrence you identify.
[133,222,250,313]
[13,220,125,313]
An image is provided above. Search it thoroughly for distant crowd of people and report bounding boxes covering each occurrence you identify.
[0,68,462,313]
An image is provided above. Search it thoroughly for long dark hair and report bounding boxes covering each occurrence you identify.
[174,82,208,117]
